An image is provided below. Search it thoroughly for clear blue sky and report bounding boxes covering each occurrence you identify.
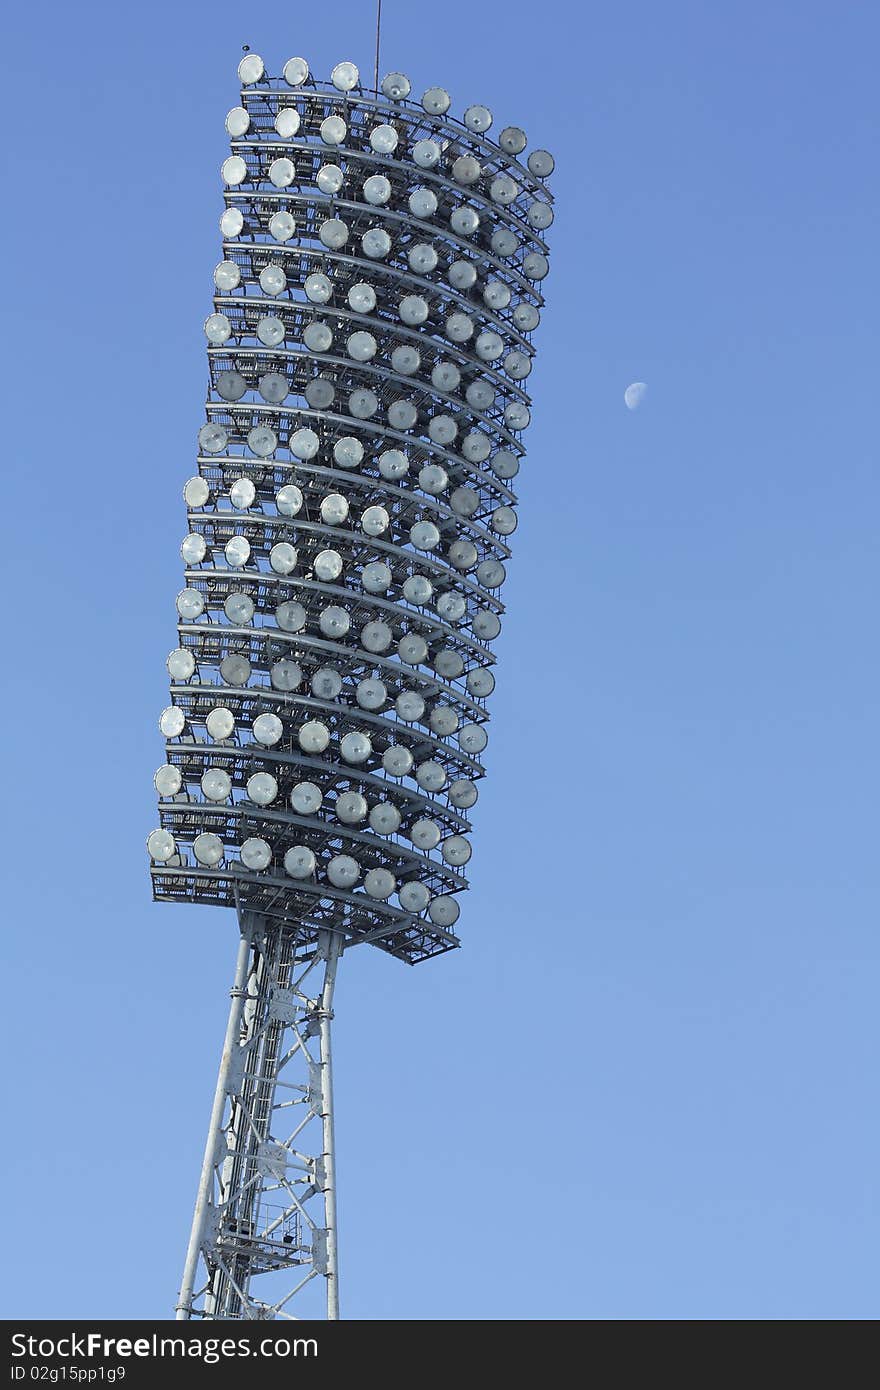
[2,0,876,1320]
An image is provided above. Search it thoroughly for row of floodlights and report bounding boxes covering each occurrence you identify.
[178,531,507,593]
[223,110,554,205]
[221,145,538,208]
[210,210,551,270]
[154,763,475,854]
[149,831,459,915]
[174,583,502,687]
[160,698,483,759]
[209,301,535,376]
[147,825,461,926]
[217,191,551,254]
[235,54,555,178]
[157,719,473,784]
[160,696,488,766]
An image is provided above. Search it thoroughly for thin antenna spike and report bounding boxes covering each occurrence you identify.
[374,0,382,95]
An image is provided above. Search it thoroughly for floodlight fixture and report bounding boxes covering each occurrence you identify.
[148,50,554,1323]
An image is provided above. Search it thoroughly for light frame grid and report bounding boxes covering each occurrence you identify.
[148,56,554,966]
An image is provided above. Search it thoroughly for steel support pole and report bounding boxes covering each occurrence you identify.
[174,921,346,1320]
[176,926,252,1319]
[317,930,343,1319]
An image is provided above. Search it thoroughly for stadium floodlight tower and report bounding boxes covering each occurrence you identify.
[147,49,554,1322]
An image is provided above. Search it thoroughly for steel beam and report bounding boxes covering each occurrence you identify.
[176,917,344,1320]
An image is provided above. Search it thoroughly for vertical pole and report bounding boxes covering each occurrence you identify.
[318,930,343,1319]
[176,927,252,1319]
[373,0,382,95]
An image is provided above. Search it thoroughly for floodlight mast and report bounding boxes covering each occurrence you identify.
[148,54,554,1321]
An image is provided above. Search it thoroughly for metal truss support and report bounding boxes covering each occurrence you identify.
[176,915,343,1320]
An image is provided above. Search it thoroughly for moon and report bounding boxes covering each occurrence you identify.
[624,381,647,410]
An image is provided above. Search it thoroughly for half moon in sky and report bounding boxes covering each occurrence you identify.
[624,381,647,410]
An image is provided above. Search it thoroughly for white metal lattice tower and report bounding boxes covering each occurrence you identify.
[147,50,554,1320]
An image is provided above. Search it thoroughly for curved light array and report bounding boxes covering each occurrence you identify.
[148,55,554,966]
